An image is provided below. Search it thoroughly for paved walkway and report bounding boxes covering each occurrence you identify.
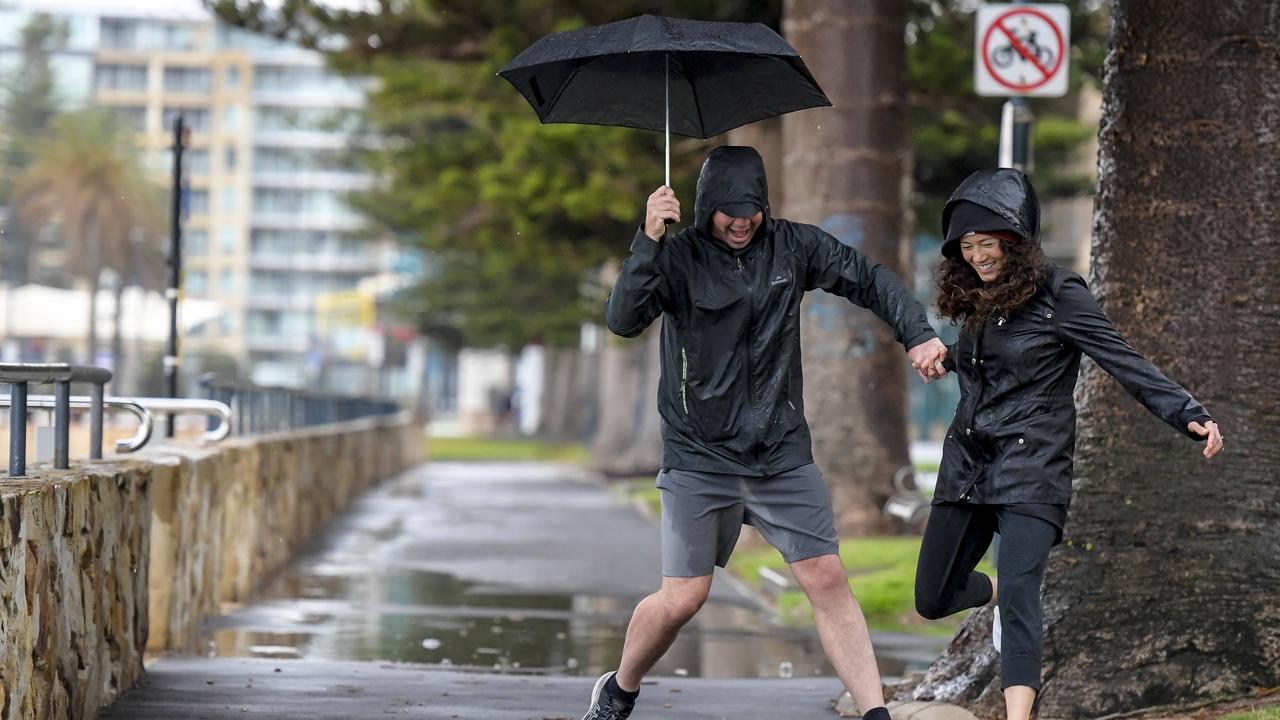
[105,461,947,719]
[102,657,849,719]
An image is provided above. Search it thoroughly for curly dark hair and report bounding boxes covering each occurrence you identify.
[935,232,1049,334]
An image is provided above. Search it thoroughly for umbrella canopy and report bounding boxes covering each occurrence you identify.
[499,15,831,169]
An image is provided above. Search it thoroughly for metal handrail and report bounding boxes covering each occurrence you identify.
[6,396,152,454]
[200,373,399,436]
[1,362,112,476]
[1,395,233,454]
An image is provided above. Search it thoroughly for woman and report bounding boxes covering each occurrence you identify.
[914,168,1223,720]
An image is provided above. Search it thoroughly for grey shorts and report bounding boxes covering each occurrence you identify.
[657,463,840,577]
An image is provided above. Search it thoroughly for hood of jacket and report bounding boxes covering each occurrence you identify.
[940,168,1041,258]
[693,146,772,252]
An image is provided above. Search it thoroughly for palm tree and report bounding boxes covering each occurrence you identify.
[12,109,165,376]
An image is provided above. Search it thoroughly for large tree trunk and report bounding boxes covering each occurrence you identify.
[613,322,663,475]
[908,2,1280,716]
[782,0,912,536]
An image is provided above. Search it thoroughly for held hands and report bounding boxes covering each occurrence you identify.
[645,186,681,241]
[909,338,949,383]
[1187,419,1224,458]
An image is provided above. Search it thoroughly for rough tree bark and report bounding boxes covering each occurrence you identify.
[909,2,1280,716]
[783,0,913,536]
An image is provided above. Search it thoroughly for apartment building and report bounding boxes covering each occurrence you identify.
[0,0,421,396]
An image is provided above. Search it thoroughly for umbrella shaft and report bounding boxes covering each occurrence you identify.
[665,54,670,187]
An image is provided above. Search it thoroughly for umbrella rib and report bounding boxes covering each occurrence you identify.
[684,55,708,138]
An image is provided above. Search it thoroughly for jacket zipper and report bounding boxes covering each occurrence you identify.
[738,254,763,468]
[680,347,689,414]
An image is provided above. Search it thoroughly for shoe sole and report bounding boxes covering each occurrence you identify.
[582,671,614,720]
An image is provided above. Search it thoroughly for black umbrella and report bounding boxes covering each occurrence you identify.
[498,14,831,186]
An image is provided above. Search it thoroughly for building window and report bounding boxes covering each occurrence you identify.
[163,66,212,93]
[186,229,208,255]
[95,64,148,91]
[186,269,207,296]
[219,226,239,253]
[225,65,240,89]
[163,107,211,133]
[185,189,209,217]
[100,18,138,49]
[225,147,237,171]
[220,269,235,295]
[221,187,238,214]
[223,104,240,132]
[186,149,210,176]
[109,105,148,132]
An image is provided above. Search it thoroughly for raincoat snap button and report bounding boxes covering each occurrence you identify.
[965,428,972,435]
[1018,438,1025,444]
[1046,312,1053,319]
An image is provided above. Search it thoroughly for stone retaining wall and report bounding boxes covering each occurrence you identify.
[0,414,420,720]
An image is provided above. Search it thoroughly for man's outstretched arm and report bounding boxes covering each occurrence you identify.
[800,227,947,379]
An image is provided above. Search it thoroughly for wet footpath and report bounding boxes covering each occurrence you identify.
[103,461,945,719]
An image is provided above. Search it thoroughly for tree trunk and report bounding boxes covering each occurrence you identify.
[782,0,911,536]
[111,283,125,392]
[909,2,1280,716]
[85,273,100,365]
[614,322,663,475]
[539,345,591,441]
[727,116,784,214]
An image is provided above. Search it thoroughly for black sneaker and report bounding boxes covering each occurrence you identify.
[581,671,635,720]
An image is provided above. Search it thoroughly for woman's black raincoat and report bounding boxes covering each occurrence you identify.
[606,146,937,477]
[935,169,1211,506]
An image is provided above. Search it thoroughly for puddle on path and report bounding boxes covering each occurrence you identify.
[203,564,942,680]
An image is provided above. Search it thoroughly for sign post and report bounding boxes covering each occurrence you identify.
[976,3,1070,171]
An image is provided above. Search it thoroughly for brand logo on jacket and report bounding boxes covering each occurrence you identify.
[770,275,789,286]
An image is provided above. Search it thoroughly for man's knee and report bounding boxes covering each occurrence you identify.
[659,577,711,625]
[791,554,849,597]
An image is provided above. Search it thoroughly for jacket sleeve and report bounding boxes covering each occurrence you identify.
[799,226,937,350]
[1053,272,1211,440]
[605,226,667,338]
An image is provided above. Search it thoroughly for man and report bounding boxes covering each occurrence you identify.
[582,146,947,720]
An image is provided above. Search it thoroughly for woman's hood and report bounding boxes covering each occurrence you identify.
[940,168,1041,257]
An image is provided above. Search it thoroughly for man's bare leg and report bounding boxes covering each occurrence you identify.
[790,554,885,712]
[614,575,713,692]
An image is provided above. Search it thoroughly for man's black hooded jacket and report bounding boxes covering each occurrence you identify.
[606,146,936,476]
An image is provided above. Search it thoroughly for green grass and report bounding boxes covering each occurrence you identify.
[618,477,663,517]
[425,436,589,463]
[727,536,994,636]
[1223,708,1280,720]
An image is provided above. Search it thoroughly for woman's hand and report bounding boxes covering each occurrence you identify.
[1187,419,1224,458]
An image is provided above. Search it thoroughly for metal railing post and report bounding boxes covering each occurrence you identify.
[8,381,27,476]
[54,380,71,469]
[89,381,105,460]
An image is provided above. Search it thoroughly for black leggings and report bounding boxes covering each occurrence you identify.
[914,503,1057,690]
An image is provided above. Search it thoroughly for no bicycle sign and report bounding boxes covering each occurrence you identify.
[975,3,1070,97]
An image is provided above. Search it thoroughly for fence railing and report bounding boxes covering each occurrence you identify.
[1,362,112,476]
[199,374,400,436]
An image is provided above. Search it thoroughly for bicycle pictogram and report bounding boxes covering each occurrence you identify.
[989,28,1056,70]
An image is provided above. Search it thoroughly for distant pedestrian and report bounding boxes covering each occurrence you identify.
[915,168,1222,720]
[580,145,948,720]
